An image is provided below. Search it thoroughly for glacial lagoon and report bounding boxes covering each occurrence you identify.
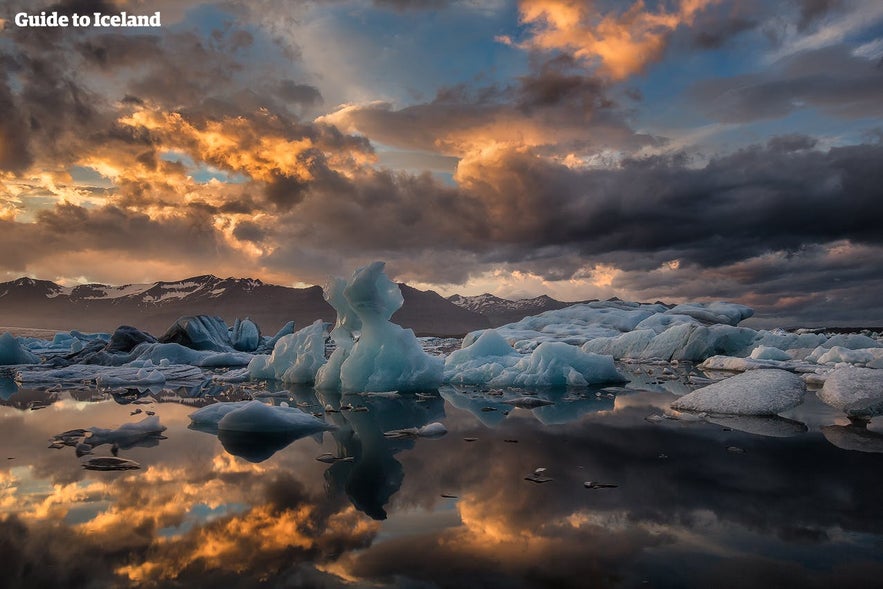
[2,368,883,589]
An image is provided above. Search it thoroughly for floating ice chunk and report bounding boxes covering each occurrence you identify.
[317,262,443,392]
[189,400,251,428]
[0,332,39,365]
[582,323,757,362]
[105,326,157,354]
[214,400,334,434]
[15,362,206,387]
[488,342,625,387]
[95,367,164,387]
[698,355,805,372]
[231,318,261,352]
[820,333,881,350]
[158,315,235,352]
[750,346,792,361]
[131,343,252,368]
[443,330,520,385]
[671,369,805,416]
[248,320,327,383]
[817,367,883,418]
[813,346,883,367]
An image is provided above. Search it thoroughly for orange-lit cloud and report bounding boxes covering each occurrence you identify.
[510,0,718,79]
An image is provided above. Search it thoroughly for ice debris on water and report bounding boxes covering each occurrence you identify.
[817,366,883,419]
[671,369,805,416]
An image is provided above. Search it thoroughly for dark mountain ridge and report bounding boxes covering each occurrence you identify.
[0,275,490,337]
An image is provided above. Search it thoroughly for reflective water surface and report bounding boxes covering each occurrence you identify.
[2,374,883,589]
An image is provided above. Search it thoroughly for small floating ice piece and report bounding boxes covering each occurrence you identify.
[81,456,141,471]
[671,369,805,416]
[817,366,883,419]
[525,468,553,483]
[417,422,448,438]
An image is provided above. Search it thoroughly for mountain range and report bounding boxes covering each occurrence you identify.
[0,275,577,337]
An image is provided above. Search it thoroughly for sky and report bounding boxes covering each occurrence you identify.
[0,0,881,325]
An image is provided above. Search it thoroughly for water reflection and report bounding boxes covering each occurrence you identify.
[1,383,883,588]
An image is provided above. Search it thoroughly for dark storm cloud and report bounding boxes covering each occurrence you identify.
[275,80,323,106]
[691,45,883,123]
[0,203,240,270]
[455,140,883,266]
[233,220,267,243]
[327,63,657,157]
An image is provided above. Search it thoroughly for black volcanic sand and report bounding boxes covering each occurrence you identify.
[1,382,882,589]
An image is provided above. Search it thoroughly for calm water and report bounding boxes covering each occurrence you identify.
[2,370,883,589]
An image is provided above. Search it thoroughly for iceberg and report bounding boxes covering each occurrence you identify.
[0,332,39,365]
[749,346,792,361]
[817,367,883,419]
[444,329,624,387]
[443,329,520,385]
[248,320,327,383]
[316,262,443,392]
[489,342,624,387]
[231,318,261,352]
[217,400,334,434]
[158,315,235,352]
[190,399,334,434]
[671,369,806,416]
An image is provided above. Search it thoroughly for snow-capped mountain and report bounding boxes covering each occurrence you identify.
[0,275,490,337]
[447,293,589,327]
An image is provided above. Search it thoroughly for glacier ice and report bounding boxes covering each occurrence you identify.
[817,366,883,418]
[0,332,39,365]
[316,262,443,392]
[248,320,327,383]
[444,329,624,387]
[749,346,792,361]
[671,369,806,416]
[231,318,261,352]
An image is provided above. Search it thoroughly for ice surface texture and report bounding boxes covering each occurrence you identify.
[671,369,806,416]
[818,367,883,418]
[249,320,327,383]
[0,332,39,364]
[444,330,624,387]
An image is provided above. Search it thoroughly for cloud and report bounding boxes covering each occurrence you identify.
[509,0,719,79]
[692,45,883,123]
